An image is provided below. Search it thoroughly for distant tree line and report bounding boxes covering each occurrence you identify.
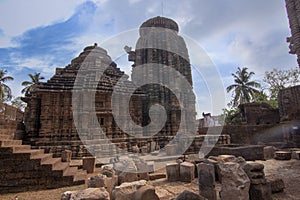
[224,67,300,124]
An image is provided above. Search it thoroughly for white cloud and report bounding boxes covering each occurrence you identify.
[0,0,84,36]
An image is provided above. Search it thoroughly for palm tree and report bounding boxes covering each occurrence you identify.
[0,69,14,103]
[21,72,45,95]
[226,67,261,107]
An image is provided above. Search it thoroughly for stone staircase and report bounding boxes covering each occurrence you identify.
[0,133,87,194]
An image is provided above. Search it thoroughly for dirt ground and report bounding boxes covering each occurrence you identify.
[0,159,299,200]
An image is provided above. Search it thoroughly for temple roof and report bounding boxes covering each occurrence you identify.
[140,16,179,33]
[33,44,138,93]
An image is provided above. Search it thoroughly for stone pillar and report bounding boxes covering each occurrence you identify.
[180,162,195,182]
[61,150,72,162]
[197,163,217,200]
[166,163,180,181]
[83,157,96,173]
[147,161,155,173]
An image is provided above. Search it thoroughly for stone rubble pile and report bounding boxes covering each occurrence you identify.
[165,154,285,200]
[61,154,287,200]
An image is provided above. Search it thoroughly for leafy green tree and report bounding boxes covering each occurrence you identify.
[226,67,261,107]
[222,108,242,125]
[0,69,14,104]
[21,72,45,95]
[252,90,278,108]
[263,68,300,100]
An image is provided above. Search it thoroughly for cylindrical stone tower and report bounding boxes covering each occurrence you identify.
[128,16,196,137]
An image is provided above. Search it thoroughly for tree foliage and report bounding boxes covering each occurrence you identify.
[252,90,278,108]
[222,108,242,125]
[263,68,300,100]
[226,67,261,108]
[0,69,14,104]
[21,72,45,95]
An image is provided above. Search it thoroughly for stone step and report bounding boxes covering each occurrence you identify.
[41,157,62,169]
[63,166,78,177]
[0,140,87,192]
[73,169,87,182]
[0,140,22,147]
[53,162,70,172]
[12,145,31,152]
[0,134,11,140]
[13,149,45,158]
[30,153,53,162]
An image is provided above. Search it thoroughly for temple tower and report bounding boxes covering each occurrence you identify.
[128,16,196,137]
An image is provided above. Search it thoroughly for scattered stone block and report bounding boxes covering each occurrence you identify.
[61,188,110,200]
[197,163,217,200]
[133,185,159,200]
[118,171,138,184]
[88,174,118,197]
[166,163,180,181]
[249,183,272,200]
[208,155,246,164]
[274,151,292,160]
[100,165,115,177]
[112,180,147,200]
[149,173,166,180]
[264,146,275,160]
[83,157,96,173]
[174,190,207,200]
[218,155,237,162]
[242,162,266,185]
[267,177,285,193]
[61,150,72,162]
[176,158,183,164]
[291,150,300,160]
[198,163,215,187]
[147,161,154,173]
[180,162,195,182]
[218,162,250,200]
[135,161,148,173]
[136,172,149,181]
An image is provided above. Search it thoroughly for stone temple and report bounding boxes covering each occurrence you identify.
[22,16,225,158]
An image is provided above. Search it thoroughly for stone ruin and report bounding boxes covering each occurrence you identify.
[285,0,300,68]
[239,103,280,125]
[278,85,300,121]
[1,15,299,197]
[163,155,285,200]
[61,153,286,200]
[20,16,229,159]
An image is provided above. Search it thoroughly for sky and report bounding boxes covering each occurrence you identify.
[0,0,298,116]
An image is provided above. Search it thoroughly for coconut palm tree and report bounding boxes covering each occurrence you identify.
[226,67,261,107]
[0,69,14,103]
[21,72,45,95]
